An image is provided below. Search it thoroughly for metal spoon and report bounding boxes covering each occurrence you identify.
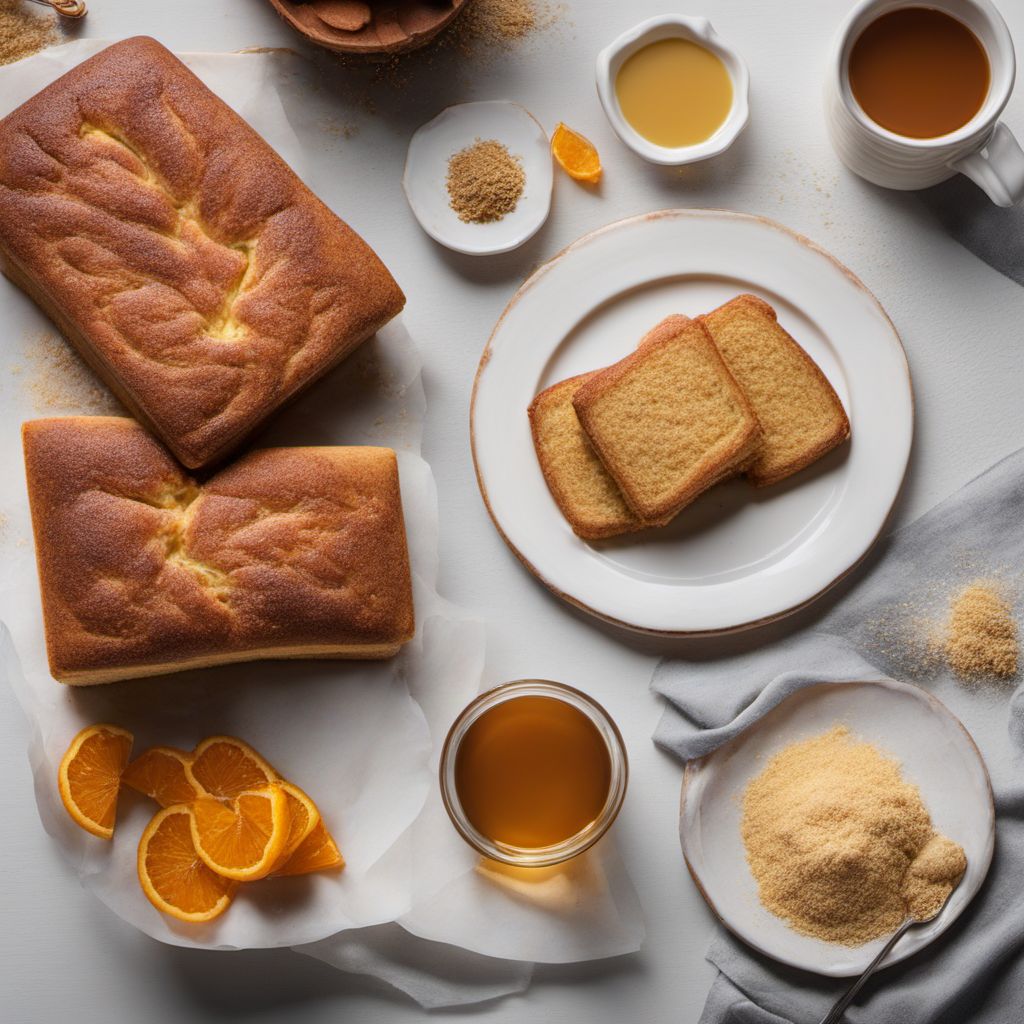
[817,884,960,1024]
[24,0,87,19]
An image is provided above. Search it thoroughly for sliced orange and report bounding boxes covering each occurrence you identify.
[274,818,345,877]
[123,747,199,808]
[138,805,235,922]
[551,122,602,184]
[58,724,133,839]
[270,781,321,871]
[186,735,278,799]
[190,784,291,881]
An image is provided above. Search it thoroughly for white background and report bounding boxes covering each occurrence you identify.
[3,1,1024,1021]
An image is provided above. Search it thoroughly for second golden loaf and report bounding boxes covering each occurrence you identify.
[23,417,415,685]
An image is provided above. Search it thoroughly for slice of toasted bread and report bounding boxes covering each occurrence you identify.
[572,316,762,523]
[701,295,851,487]
[528,373,643,540]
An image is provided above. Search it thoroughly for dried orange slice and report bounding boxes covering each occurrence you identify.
[123,747,199,808]
[138,805,235,922]
[186,736,278,799]
[551,122,602,184]
[58,724,133,839]
[274,818,345,877]
[271,781,321,870]
[190,784,291,881]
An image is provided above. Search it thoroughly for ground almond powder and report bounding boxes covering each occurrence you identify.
[945,582,1018,681]
[865,575,1020,684]
[741,726,966,946]
[446,138,525,224]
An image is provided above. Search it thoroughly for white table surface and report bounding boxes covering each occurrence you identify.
[3,1,1024,1021]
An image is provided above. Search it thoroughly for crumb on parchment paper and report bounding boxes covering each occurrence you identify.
[18,331,123,415]
[0,0,60,66]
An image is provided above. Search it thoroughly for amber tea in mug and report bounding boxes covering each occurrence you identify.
[848,6,990,139]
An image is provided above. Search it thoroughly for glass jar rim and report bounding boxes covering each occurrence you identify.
[438,679,629,867]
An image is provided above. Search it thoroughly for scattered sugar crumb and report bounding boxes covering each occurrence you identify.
[864,557,1021,686]
[322,0,568,109]
[0,0,60,67]
[945,581,1018,681]
[321,117,361,140]
[21,331,123,415]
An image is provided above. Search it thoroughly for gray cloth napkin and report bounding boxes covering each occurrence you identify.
[653,448,1024,1024]
[920,176,1024,284]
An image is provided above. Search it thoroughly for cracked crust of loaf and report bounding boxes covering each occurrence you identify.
[573,316,762,523]
[0,37,405,470]
[701,294,850,487]
[22,417,415,685]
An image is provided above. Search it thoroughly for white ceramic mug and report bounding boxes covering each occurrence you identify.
[827,0,1024,206]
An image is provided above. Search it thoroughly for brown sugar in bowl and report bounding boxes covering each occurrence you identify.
[265,0,471,56]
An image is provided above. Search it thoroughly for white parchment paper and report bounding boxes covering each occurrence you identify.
[0,43,643,995]
[0,41,444,951]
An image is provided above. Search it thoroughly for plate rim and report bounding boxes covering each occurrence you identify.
[677,678,996,977]
[469,208,914,636]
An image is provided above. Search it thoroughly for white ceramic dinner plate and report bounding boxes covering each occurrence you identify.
[679,679,994,976]
[471,209,913,634]
[403,100,553,256]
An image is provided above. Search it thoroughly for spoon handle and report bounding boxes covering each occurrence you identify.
[817,919,914,1024]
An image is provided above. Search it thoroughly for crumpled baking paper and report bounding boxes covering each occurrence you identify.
[0,41,643,1004]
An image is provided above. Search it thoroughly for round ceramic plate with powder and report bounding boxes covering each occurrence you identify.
[403,101,553,255]
[679,679,994,976]
[471,209,912,634]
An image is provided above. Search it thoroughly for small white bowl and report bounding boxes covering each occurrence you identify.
[402,101,553,257]
[596,14,750,166]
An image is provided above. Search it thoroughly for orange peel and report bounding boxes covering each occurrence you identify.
[551,122,602,184]
[58,724,133,839]
[186,735,278,799]
[123,746,199,808]
[138,805,235,922]
[274,818,346,877]
[190,784,291,881]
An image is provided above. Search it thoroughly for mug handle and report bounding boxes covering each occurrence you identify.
[950,122,1024,207]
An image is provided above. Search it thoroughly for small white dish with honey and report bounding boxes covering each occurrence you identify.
[596,15,750,166]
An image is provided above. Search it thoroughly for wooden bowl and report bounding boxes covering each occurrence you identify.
[266,0,471,56]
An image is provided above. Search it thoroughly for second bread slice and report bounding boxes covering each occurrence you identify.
[573,316,762,523]
[701,295,850,486]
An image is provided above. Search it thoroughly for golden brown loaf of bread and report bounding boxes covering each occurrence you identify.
[528,372,643,541]
[701,295,850,487]
[0,37,405,470]
[23,417,415,685]
[573,316,762,523]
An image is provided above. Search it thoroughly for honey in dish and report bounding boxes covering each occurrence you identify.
[615,38,733,148]
[453,695,612,850]
[849,8,990,139]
